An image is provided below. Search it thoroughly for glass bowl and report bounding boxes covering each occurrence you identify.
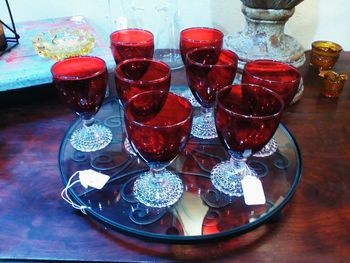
[32,28,95,60]
[310,41,342,70]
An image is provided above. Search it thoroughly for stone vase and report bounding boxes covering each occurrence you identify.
[224,4,305,102]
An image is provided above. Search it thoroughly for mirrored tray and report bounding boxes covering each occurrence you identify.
[59,89,302,243]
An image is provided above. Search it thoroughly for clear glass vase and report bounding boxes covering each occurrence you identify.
[119,0,183,70]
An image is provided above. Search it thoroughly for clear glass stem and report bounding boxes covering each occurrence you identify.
[83,117,95,128]
[150,168,165,185]
[229,151,256,178]
[191,106,217,139]
[230,155,247,179]
[201,106,213,124]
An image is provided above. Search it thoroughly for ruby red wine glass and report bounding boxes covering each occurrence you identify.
[242,60,301,157]
[51,56,112,152]
[211,84,284,196]
[185,47,238,139]
[124,90,193,208]
[115,58,171,105]
[115,58,171,155]
[110,28,154,63]
[179,27,223,106]
[179,27,223,64]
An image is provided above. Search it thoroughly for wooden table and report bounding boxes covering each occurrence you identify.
[0,51,349,262]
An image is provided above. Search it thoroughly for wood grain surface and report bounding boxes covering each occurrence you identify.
[0,51,349,262]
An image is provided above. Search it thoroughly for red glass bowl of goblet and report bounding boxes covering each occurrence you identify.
[242,60,301,106]
[185,47,238,139]
[211,84,284,196]
[51,56,112,152]
[110,28,154,63]
[115,58,171,105]
[179,27,223,64]
[242,60,301,157]
[124,90,193,208]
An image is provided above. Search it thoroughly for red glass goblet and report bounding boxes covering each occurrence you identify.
[115,58,171,105]
[110,28,154,63]
[211,84,284,196]
[179,27,223,64]
[51,56,112,152]
[124,90,193,208]
[185,47,238,139]
[179,27,223,106]
[115,58,171,155]
[242,60,301,157]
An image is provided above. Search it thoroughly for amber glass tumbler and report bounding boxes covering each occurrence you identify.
[310,41,342,70]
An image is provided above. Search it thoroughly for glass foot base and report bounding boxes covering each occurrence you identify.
[191,114,218,139]
[211,160,257,197]
[133,170,183,208]
[253,137,278,158]
[70,124,112,152]
[180,89,201,107]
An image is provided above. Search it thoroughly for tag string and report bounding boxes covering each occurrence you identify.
[61,171,90,215]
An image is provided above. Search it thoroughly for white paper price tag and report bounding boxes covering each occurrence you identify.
[79,169,110,190]
[241,176,266,205]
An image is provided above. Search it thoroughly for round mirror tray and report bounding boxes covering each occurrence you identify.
[59,89,302,243]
